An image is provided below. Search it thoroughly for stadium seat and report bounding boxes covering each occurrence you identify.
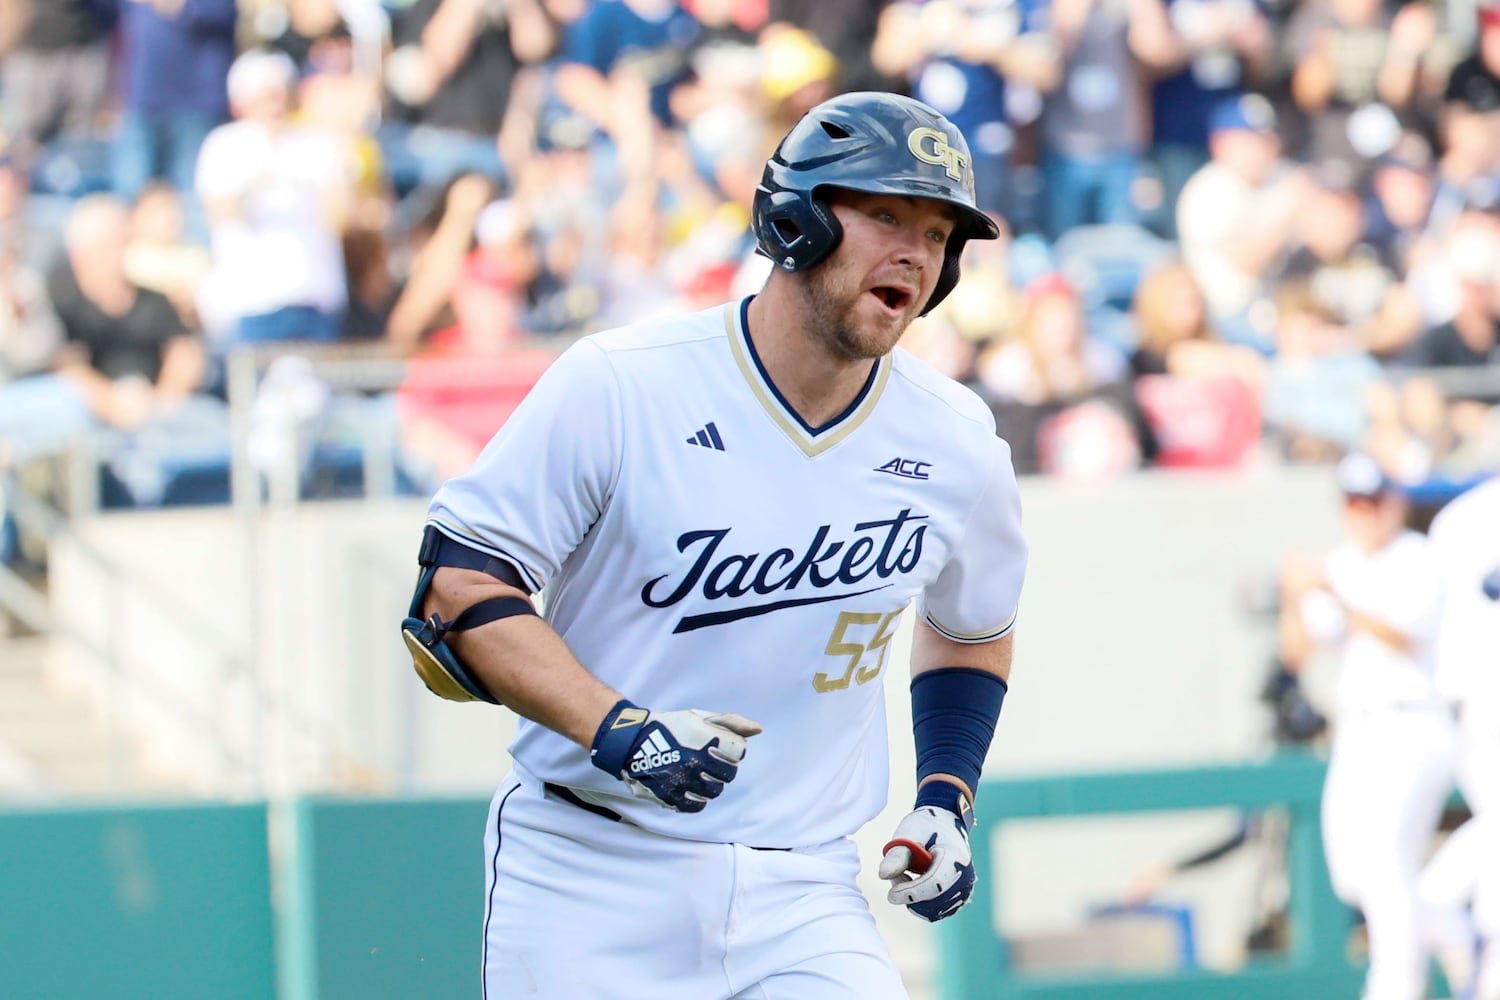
[1053,224,1175,313]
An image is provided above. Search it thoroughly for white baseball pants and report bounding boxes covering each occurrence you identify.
[1421,703,1500,999]
[1322,707,1458,1000]
[480,768,909,1000]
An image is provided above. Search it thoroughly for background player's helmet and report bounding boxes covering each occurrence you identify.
[752,91,1001,315]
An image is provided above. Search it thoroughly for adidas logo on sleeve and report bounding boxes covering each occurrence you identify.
[629,729,681,773]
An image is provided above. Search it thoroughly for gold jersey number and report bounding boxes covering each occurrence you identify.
[813,609,904,692]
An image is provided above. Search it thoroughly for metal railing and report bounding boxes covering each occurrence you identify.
[0,461,369,795]
[936,753,1366,1000]
[0,336,573,796]
[0,470,252,789]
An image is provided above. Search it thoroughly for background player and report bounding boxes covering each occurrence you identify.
[1418,473,1500,999]
[1277,453,1463,1000]
[404,91,1028,998]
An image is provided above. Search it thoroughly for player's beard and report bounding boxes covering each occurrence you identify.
[799,259,918,362]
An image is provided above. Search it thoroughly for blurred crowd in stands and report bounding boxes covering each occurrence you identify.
[1,0,1499,564]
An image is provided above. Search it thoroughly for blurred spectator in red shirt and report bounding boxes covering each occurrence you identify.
[384,172,498,355]
[1129,260,1265,386]
[1129,260,1266,466]
[395,196,551,484]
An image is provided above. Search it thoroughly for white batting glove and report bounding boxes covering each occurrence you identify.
[590,701,763,812]
[879,803,976,922]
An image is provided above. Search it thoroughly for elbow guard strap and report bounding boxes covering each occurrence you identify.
[401,527,537,704]
[912,667,1007,817]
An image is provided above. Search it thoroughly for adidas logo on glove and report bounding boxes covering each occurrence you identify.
[629,731,681,773]
[590,700,761,813]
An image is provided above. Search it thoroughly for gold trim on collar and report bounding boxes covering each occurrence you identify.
[724,303,889,459]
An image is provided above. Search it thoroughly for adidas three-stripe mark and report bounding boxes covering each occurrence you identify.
[686,422,725,450]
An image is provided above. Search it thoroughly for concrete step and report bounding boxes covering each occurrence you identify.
[0,633,174,797]
[0,635,51,679]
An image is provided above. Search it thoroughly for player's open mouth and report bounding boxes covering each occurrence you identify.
[870,286,912,313]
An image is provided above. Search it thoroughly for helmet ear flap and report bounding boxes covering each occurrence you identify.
[754,187,842,271]
[921,239,967,315]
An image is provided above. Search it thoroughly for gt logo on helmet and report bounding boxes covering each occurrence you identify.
[907,127,968,183]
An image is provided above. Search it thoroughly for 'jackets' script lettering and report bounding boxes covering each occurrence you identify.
[640,510,927,633]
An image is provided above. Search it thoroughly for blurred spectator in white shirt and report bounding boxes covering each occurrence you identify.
[1177,93,1313,353]
[194,48,353,347]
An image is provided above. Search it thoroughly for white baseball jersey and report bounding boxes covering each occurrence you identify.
[1429,478,1500,716]
[427,299,1028,848]
[1320,529,1458,1000]
[1323,530,1445,718]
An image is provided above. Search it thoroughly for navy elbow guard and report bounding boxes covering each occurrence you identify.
[401,527,537,704]
[911,667,1007,817]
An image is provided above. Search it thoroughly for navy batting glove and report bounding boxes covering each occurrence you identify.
[879,785,977,922]
[590,700,762,812]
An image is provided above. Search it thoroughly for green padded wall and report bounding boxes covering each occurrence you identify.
[0,802,275,1000]
[936,752,1365,1000]
[276,796,491,1000]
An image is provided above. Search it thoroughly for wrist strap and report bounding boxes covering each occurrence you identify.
[916,780,976,831]
[589,699,649,776]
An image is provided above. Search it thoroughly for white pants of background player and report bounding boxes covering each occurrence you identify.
[1420,703,1500,999]
[480,767,908,1000]
[1322,707,1459,1000]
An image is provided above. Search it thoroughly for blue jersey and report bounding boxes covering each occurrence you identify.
[564,0,700,124]
[899,0,1038,159]
[1152,0,1263,147]
[119,0,237,116]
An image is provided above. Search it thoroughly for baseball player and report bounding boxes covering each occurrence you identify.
[402,92,1027,998]
[1418,475,1500,999]
[1281,453,1461,1000]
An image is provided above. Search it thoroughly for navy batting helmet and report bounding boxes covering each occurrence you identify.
[752,91,1000,315]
